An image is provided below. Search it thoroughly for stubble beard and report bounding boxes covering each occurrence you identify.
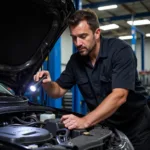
[79,42,96,57]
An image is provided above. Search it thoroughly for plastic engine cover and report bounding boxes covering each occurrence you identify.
[0,125,52,144]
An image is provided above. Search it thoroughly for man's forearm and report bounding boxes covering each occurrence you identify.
[83,89,128,128]
[42,81,64,98]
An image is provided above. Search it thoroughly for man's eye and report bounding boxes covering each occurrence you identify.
[80,35,87,39]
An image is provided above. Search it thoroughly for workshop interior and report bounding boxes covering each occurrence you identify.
[0,0,150,150]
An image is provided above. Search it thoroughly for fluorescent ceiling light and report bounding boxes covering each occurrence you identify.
[119,35,132,40]
[98,5,118,11]
[127,19,150,26]
[146,33,150,37]
[100,24,119,31]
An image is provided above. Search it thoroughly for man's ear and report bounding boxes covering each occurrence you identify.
[95,28,101,39]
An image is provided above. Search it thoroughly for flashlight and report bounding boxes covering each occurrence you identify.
[30,75,47,92]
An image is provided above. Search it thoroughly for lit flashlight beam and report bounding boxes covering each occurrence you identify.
[30,75,47,92]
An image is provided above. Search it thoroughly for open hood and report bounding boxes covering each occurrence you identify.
[0,0,75,95]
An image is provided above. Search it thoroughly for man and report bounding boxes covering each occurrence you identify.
[34,9,150,149]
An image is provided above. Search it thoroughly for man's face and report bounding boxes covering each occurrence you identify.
[70,20,99,56]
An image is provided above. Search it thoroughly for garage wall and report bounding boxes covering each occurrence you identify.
[126,38,150,71]
[144,39,150,71]
[61,27,73,72]
[61,28,150,72]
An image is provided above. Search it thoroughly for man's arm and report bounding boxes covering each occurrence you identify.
[42,81,68,98]
[34,70,68,98]
[61,88,128,129]
[83,88,128,127]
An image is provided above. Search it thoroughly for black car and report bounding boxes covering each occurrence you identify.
[0,0,134,149]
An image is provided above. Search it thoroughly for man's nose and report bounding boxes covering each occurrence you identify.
[76,37,82,46]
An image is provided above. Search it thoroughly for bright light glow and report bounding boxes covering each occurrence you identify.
[98,5,118,11]
[100,24,119,31]
[127,19,150,26]
[30,85,36,92]
[119,35,132,40]
[146,33,150,37]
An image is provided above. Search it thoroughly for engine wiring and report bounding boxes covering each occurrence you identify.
[10,115,45,127]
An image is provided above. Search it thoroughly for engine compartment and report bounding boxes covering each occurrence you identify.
[0,108,113,150]
[0,91,134,150]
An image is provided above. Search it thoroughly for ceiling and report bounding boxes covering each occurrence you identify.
[81,0,150,39]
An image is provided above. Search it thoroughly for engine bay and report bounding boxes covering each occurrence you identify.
[0,86,114,150]
[0,87,134,150]
[0,106,114,150]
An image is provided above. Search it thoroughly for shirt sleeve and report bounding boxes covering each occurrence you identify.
[112,44,136,91]
[56,55,76,89]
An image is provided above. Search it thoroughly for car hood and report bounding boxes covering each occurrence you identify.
[0,0,75,95]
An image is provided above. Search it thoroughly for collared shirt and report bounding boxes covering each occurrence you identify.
[56,36,149,128]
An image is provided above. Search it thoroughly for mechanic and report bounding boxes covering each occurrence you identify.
[34,9,150,150]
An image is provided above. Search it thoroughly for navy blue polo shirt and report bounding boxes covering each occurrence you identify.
[56,36,149,128]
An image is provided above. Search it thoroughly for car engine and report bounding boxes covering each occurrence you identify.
[0,109,111,150]
[0,85,134,150]
[0,107,134,150]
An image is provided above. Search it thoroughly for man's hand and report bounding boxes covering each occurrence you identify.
[61,114,88,130]
[33,70,52,93]
[34,70,51,84]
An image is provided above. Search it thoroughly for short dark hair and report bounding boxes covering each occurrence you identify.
[68,8,100,33]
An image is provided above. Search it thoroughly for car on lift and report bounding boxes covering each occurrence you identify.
[0,0,134,149]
